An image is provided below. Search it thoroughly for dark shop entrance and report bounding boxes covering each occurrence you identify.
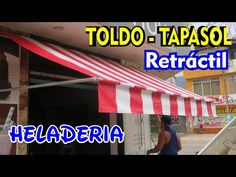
[28,52,122,155]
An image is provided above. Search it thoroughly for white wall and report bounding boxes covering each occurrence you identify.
[123,114,151,155]
[0,52,20,104]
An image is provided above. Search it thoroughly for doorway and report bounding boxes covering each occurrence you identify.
[28,52,112,154]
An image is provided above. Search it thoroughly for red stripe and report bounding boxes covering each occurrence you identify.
[1,32,97,78]
[206,102,213,117]
[43,43,122,82]
[196,100,203,116]
[1,32,206,101]
[170,95,178,116]
[0,32,213,116]
[152,92,162,115]
[129,64,204,100]
[67,49,144,85]
[107,59,177,95]
[184,98,191,116]
[85,53,160,91]
[112,58,198,99]
[88,54,170,94]
[98,80,117,113]
[129,87,143,114]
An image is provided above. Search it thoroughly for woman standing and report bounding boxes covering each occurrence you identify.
[147,115,182,155]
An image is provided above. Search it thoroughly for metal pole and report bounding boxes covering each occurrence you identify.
[0,77,99,93]
[222,70,231,121]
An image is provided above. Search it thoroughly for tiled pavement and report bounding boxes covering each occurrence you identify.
[178,134,216,155]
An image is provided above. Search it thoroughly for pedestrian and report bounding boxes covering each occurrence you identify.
[198,118,203,134]
[147,115,182,155]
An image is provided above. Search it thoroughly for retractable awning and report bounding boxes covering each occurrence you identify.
[0,32,217,117]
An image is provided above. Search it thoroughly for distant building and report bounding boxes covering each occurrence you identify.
[175,76,186,89]
[183,39,236,133]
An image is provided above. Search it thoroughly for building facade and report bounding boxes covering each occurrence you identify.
[184,43,236,133]
[0,22,213,155]
[0,23,170,155]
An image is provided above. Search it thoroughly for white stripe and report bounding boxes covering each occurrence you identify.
[190,99,197,116]
[77,52,164,92]
[211,102,217,117]
[177,97,185,116]
[108,57,202,99]
[132,68,205,100]
[21,36,211,116]
[91,55,176,95]
[23,37,117,82]
[53,48,143,88]
[109,58,182,96]
[50,44,137,85]
[141,90,154,114]
[202,101,208,117]
[23,36,206,101]
[161,94,170,115]
[107,59,195,98]
[116,85,131,113]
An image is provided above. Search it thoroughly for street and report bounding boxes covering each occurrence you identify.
[178,134,216,155]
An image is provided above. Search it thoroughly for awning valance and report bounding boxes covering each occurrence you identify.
[0,32,216,117]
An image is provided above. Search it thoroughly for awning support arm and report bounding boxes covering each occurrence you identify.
[223,139,236,151]
[0,77,100,93]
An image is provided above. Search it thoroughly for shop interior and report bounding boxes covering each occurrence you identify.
[28,52,124,154]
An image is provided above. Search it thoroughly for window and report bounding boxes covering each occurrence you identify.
[211,80,220,95]
[203,82,211,96]
[230,49,236,60]
[193,78,220,96]
[229,44,236,60]
[193,82,202,96]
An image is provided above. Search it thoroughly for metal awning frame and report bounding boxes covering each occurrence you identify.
[0,77,99,93]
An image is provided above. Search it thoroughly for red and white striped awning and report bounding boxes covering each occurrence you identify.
[0,32,217,117]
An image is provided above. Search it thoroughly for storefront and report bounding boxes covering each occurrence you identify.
[0,37,20,154]
[206,95,236,128]
[216,95,236,126]
[189,95,236,134]
[0,29,217,155]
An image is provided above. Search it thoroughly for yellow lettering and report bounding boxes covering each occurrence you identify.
[96,27,109,46]
[223,27,232,46]
[180,27,189,45]
[210,27,222,46]
[157,27,171,45]
[131,26,144,47]
[200,26,209,46]
[168,28,180,45]
[119,27,130,46]
[110,27,119,46]
[85,27,97,46]
[188,28,200,45]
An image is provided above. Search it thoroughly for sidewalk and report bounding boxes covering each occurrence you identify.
[178,133,216,155]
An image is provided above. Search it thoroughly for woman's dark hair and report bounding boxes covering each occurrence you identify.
[161,115,172,125]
